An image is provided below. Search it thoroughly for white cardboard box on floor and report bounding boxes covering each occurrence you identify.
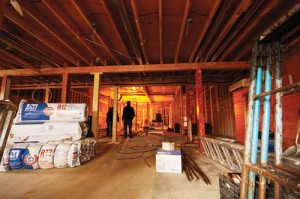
[156,148,182,173]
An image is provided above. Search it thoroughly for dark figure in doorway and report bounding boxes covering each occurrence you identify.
[106,107,119,137]
[122,101,135,138]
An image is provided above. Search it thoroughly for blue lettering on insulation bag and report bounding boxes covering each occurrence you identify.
[9,148,26,170]
[21,103,50,121]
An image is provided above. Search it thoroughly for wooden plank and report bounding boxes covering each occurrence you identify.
[0,62,251,76]
[92,73,101,140]
[0,75,11,100]
[195,69,205,151]
[174,0,191,63]
[61,73,70,103]
[0,0,8,26]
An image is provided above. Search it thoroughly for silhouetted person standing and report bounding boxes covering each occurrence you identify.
[106,107,119,137]
[122,101,135,138]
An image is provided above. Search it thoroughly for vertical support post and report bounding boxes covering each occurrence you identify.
[248,57,263,199]
[259,43,272,199]
[274,41,283,199]
[240,40,259,199]
[92,73,101,140]
[61,73,70,103]
[0,76,11,100]
[112,86,118,143]
[44,87,50,103]
[195,69,205,150]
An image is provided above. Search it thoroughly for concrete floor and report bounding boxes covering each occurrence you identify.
[0,133,230,199]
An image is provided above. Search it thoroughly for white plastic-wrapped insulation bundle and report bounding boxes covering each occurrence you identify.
[0,144,13,172]
[22,143,43,170]
[80,138,97,163]
[9,143,28,170]
[68,141,81,168]
[54,142,72,168]
[13,101,88,123]
[8,122,87,143]
[38,143,58,169]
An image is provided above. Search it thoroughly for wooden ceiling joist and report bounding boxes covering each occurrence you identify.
[159,0,163,64]
[174,0,191,63]
[204,0,252,61]
[213,0,266,61]
[101,0,134,64]
[18,0,90,65]
[70,0,120,65]
[0,62,250,77]
[42,0,106,65]
[5,9,79,65]
[0,48,40,73]
[0,0,8,26]
[218,0,285,61]
[114,0,143,65]
[131,0,149,64]
[189,0,221,63]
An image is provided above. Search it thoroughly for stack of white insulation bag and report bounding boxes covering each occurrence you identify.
[0,100,96,171]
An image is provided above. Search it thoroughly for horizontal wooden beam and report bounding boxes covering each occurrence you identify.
[0,62,250,77]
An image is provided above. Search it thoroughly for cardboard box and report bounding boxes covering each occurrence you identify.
[156,148,182,173]
[162,142,175,150]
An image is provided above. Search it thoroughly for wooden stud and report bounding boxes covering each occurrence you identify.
[61,73,70,103]
[92,73,101,140]
[0,76,11,100]
[195,69,205,151]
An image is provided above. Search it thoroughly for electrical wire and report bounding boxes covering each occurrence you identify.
[116,144,159,160]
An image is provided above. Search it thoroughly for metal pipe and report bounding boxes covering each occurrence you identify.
[248,64,263,199]
[274,40,283,198]
[259,4,300,41]
[245,164,300,192]
[254,81,300,99]
[240,40,259,199]
[259,42,272,199]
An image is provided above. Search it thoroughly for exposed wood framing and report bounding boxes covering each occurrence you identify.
[174,0,191,63]
[4,8,78,65]
[0,48,40,73]
[70,0,120,65]
[195,69,205,151]
[0,75,11,100]
[18,1,90,65]
[213,0,266,61]
[219,1,283,61]
[0,0,8,26]
[204,0,252,61]
[101,0,133,64]
[112,86,118,143]
[189,0,221,63]
[159,0,163,64]
[114,0,143,65]
[92,73,101,139]
[42,0,105,65]
[131,0,149,64]
[0,62,251,76]
[61,73,70,103]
